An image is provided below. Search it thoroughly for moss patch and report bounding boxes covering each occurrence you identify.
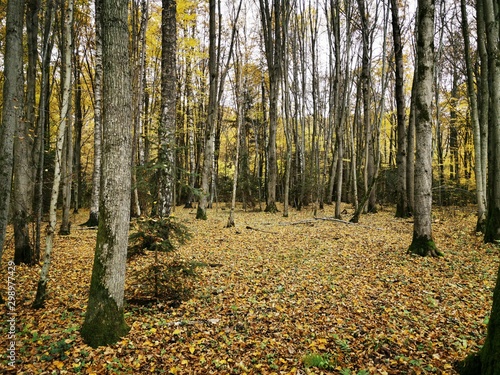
[264,201,279,213]
[196,206,207,220]
[407,234,443,257]
[454,353,481,375]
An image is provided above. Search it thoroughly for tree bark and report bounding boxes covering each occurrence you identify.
[227,53,243,227]
[34,0,55,262]
[13,0,38,265]
[408,0,441,257]
[464,0,487,232]
[197,0,217,220]
[33,0,74,308]
[59,23,73,235]
[483,0,500,244]
[391,0,409,219]
[0,0,25,266]
[85,0,103,227]
[158,0,177,218]
[81,0,133,347]
[259,0,288,213]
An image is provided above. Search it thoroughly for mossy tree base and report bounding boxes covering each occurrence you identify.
[264,201,279,213]
[196,206,207,220]
[407,235,443,257]
[455,353,482,375]
[81,297,129,348]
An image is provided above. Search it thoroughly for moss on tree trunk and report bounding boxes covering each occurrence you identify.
[407,234,443,257]
[196,206,207,220]
[265,201,278,213]
[457,262,500,374]
[81,240,130,347]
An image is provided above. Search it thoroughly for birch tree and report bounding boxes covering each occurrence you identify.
[33,0,74,308]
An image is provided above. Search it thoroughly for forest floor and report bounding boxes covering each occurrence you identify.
[0,203,497,375]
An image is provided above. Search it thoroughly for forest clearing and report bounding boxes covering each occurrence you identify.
[0,204,496,375]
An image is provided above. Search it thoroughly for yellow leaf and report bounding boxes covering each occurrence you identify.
[150,328,157,334]
[53,360,64,369]
[173,328,182,335]
[189,346,195,354]
[181,359,188,365]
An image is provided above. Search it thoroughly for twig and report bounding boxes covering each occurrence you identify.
[245,226,277,234]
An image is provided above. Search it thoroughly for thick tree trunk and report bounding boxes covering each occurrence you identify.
[0,0,25,266]
[81,0,133,347]
[12,0,39,265]
[158,0,177,218]
[408,0,441,257]
[483,0,500,244]
[457,0,500,371]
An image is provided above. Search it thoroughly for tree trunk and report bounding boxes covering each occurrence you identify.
[80,0,133,347]
[33,0,74,308]
[60,2,74,235]
[158,0,177,218]
[462,0,486,232]
[457,0,500,371]
[60,84,74,235]
[357,0,377,214]
[259,0,287,214]
[407,74,416,214]
[408,0,442,257]
[0,0,25,267]
[483,0,500,244]
[73,62,83,213]
[227,55,243,227]
[85,0,103,227]
[34,0,55,262]
[13,0,38,265]
[197,0,217,220]
[391,0,409,218]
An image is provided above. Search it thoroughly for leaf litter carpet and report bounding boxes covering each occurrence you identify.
[0,204,497,374]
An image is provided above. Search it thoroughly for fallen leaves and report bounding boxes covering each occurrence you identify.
[0,204,497,374]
